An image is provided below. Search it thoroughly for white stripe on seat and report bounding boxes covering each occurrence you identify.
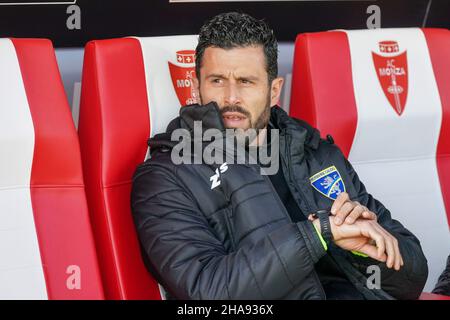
[136,35,199,138]
[344,29,450,290]
[0,38,47,299]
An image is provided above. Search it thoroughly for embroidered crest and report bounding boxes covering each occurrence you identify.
[310,166,346,200]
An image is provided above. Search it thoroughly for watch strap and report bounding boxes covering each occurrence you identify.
[317,210,333,245]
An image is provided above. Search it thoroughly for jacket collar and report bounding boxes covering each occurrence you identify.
[269,106,321,150]
[148,102,321,152]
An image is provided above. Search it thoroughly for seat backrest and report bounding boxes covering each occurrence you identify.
[78,35,198,299]
[290,28,450,291]
[0,38,104,299]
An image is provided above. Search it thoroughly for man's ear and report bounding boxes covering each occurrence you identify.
[270,77,284,106]
[193,76,201,104]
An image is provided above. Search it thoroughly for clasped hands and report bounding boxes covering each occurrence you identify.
[310,192,403,271]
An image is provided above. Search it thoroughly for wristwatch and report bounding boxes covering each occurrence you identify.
[315,210,333,245]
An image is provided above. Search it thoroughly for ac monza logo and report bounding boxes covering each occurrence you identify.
[372,41,409,116]
[168,50,198,106]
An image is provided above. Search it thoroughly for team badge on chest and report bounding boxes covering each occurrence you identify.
[310,165,346,200]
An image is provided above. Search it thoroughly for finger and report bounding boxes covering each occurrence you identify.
[345,205,365,224]
[384,233,396,269]
[391,235,402,270]
[373,224,399,270]
[383,231,401,270]
[335,201,354,225]
[361,224,386,260]
[358,243,387,262]
[362,210,377,221]
[395,240,402,270]
[372,224,395,268]
[331,192,350,216]
[375,224,403,270]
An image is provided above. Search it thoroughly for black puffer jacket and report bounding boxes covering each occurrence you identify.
[433,255,450,295]
[131,103,428,300]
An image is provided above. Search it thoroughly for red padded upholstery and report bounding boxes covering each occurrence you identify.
[78,38,158,300]
[419,292,450,300]
[79,34,198,299]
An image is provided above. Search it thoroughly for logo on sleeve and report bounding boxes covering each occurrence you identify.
[210,163,228,190]
[310,166,346,200]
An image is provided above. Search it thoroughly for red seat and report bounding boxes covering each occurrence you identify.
[419,292,450,300]
[78,36,198,299]
[290,28,450,295]
[0,38,104,299]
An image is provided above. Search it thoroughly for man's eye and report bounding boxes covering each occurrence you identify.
[212,78,222,84]
[240,79,252,84]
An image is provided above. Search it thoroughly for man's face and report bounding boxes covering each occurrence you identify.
[196,46,283,130]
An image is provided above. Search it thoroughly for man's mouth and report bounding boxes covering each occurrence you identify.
[222,112,248,128]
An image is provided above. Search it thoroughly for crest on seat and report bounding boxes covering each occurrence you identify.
[372,41,409,116]
[168,50,198,106]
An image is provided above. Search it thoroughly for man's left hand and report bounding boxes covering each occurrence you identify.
[330,192,377,225]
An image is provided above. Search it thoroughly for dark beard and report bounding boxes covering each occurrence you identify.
[200,92,272,130]
[253,94,271,130]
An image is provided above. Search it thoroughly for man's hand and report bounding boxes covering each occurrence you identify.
[313,216,404,270]
[331,192,377,225]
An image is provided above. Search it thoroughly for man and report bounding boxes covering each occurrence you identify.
[433,255,450,296]
[131,12,428,299]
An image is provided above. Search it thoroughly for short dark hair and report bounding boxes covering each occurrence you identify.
[195,12,278,83]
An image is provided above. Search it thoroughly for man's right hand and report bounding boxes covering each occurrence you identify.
[313,216,404,270]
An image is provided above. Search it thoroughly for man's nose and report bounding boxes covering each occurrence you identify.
[224,83,242,106]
